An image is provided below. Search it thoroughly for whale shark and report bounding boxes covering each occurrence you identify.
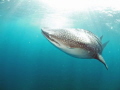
[41,28,109,70]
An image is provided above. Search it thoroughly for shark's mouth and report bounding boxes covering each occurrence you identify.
[42,30,60,46]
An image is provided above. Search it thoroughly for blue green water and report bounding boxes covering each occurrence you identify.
[0,0,120,90]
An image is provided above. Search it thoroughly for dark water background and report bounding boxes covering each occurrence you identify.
[0,0,120,90]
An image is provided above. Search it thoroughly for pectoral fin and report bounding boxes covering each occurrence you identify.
[95,53,108,70]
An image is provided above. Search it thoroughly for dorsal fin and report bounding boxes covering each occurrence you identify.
[102,41,109,49]
[100,35,103,41]
[94,53,108,70]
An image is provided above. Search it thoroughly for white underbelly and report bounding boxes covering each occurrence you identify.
[59,45,93,59]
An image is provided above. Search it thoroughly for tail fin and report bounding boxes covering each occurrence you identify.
[95,53,108,70]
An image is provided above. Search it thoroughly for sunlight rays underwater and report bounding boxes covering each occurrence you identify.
[2,0,120,31]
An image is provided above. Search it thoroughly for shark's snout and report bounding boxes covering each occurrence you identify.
[41,28,61,46]
[41,29,49,38]
[41,28,54,36]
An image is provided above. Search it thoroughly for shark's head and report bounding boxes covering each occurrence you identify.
[41,28,62,47]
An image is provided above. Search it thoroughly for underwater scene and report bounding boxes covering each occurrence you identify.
[0,0,120,90]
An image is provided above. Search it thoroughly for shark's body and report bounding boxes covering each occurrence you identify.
[41,28,109,70]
